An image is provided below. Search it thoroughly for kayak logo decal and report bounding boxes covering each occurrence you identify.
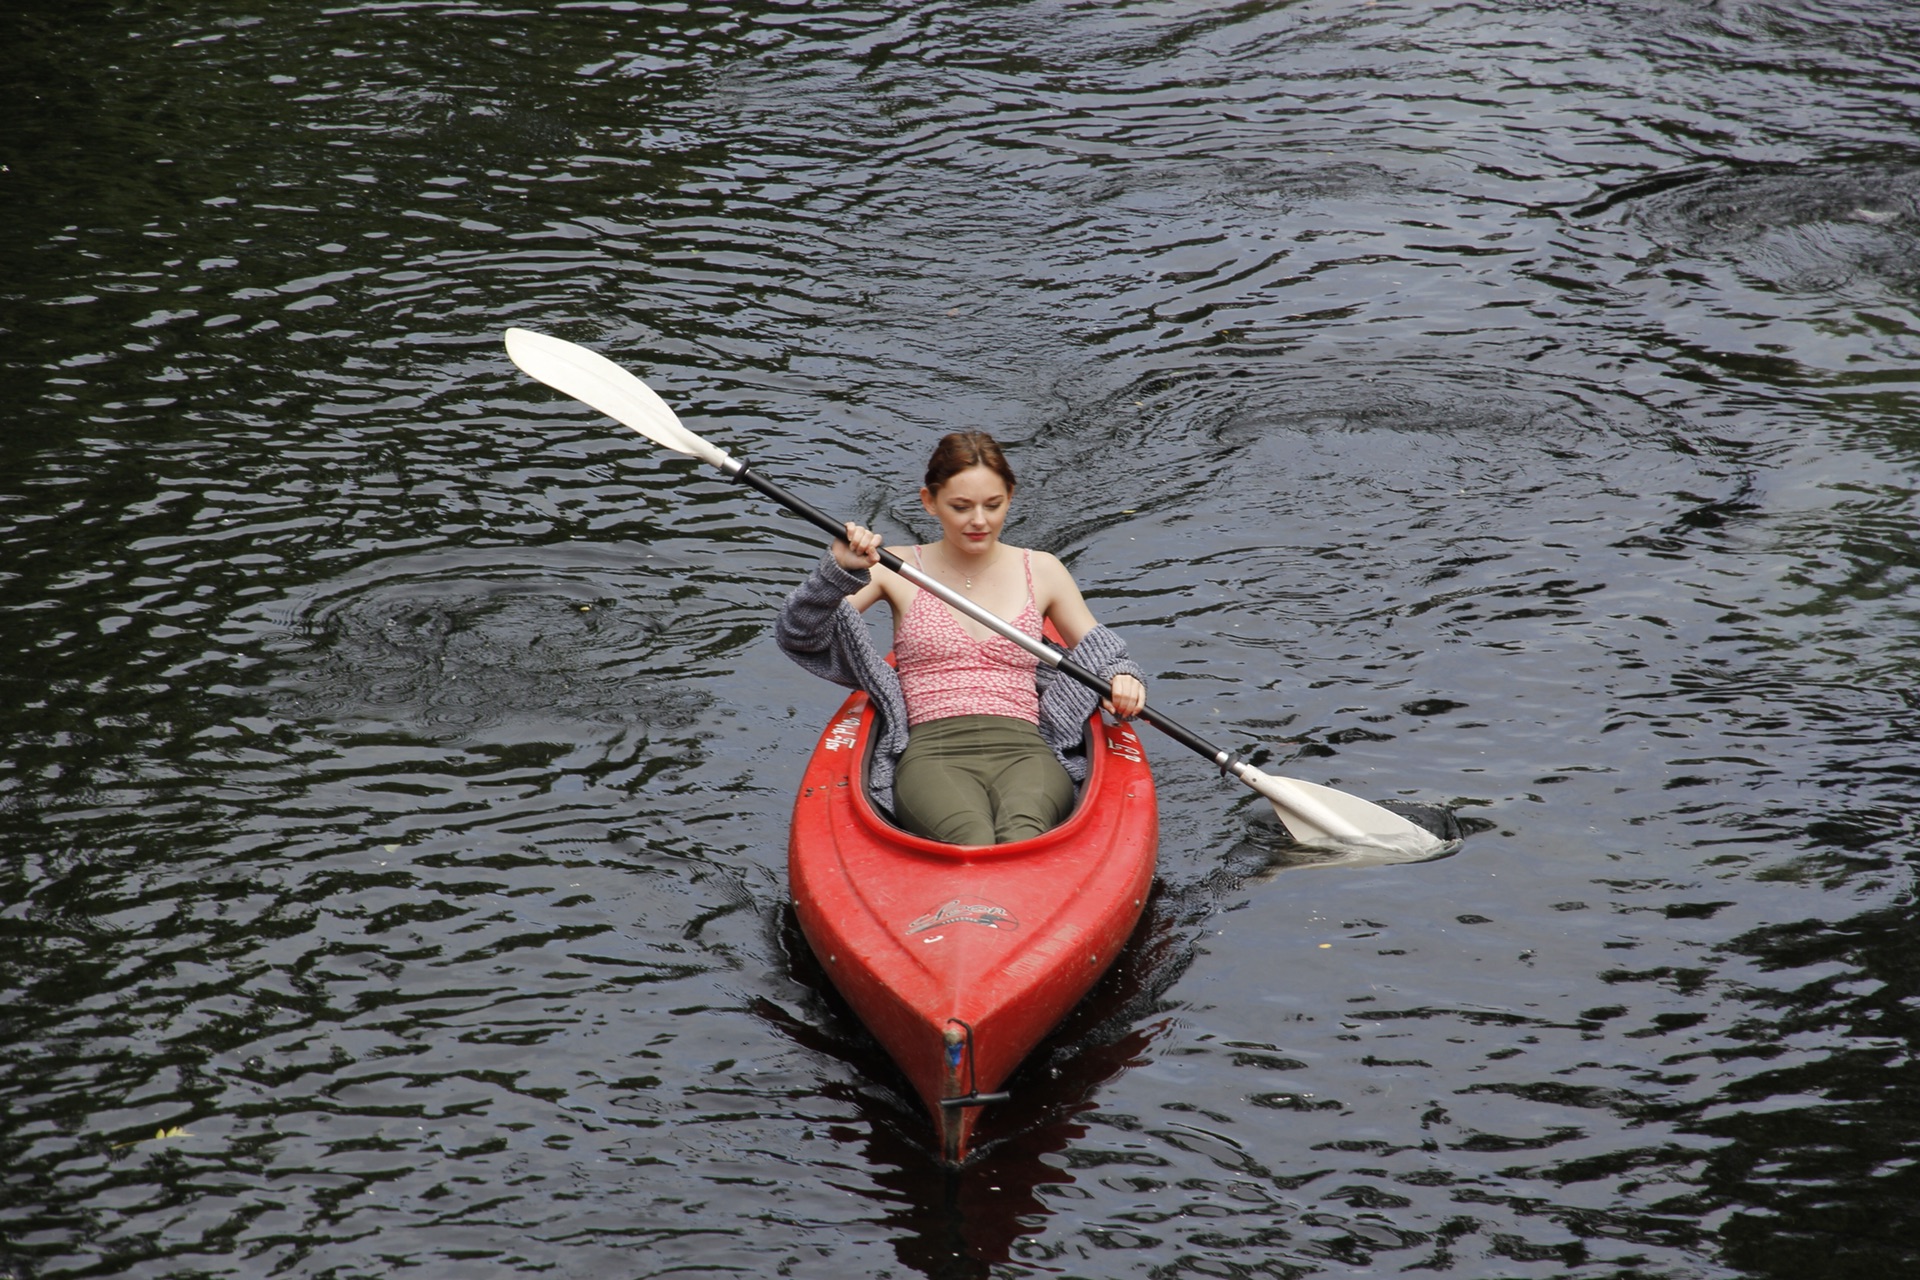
[823,713,861,752]
[906,899,1020,934]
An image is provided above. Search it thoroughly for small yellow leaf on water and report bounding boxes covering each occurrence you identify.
[384,845,399,853]
[1319,943,1332,949]
[157,1126,191,1140]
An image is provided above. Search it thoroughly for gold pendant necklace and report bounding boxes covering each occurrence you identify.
[945,545,985,591]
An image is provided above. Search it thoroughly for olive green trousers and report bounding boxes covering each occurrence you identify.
[892,714,1076,846]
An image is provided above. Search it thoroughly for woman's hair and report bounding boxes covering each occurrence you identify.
[924,431,1016,494]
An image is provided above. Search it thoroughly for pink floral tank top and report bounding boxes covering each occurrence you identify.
[896,547,1043,728]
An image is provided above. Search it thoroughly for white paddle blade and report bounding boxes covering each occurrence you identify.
[1233,763,1455,860]
[503,328,736,472]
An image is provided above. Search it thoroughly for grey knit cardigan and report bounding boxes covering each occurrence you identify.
[774,556,1146,812]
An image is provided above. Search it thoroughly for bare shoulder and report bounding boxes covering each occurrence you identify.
[880,545,921,584]
[1027,548,1079,591]
[872,546,921,608]
[1030,549,1100,642]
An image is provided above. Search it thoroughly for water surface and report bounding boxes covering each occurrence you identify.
[4,1,1918,1276]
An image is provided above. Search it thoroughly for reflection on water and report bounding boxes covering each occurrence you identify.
[4,0,1919,1276]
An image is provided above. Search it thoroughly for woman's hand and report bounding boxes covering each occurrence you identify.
[1104,673,1146,719]
[832,521,883,572]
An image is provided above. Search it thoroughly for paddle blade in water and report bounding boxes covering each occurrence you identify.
[503,328,735,472]
[1234,763,1456,860]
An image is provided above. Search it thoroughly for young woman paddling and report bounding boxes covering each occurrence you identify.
[775,432,1147,846]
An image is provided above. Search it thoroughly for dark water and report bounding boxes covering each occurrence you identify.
[4,1,1919,1276]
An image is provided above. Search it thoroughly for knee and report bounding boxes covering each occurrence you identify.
[995,813,1051,844]
[896,791,996,847]
[926,811,997,847]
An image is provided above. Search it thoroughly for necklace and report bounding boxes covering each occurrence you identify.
[943,544,994,591]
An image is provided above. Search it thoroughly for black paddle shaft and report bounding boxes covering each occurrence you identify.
[729,464,1240,774]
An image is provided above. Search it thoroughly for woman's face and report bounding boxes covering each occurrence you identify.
[920,465,1012,554]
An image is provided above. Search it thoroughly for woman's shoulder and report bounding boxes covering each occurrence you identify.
[1024,548,1086,601]
[869,547,921,604]
[1020,546,1071,577]
[877,544,922,579]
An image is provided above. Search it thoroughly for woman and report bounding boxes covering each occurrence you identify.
[775,431,1147,846]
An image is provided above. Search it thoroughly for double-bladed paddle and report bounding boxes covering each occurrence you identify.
[503,327,1453,857]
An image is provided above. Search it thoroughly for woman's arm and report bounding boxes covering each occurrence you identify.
[1034,551,1146,717]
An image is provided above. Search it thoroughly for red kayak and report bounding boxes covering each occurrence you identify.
[788,687,1157,1164]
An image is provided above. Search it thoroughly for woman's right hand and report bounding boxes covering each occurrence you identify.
[832,521,883,572]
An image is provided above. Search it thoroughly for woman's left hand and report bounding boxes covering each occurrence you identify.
[1104,673,1146,719]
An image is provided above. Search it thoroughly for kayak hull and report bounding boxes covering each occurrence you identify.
[789,690,1157,1163]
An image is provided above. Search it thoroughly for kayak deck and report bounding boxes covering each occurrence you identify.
[789,689,1157,1163]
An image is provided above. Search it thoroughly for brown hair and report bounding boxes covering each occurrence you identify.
[924,432,1016,494]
